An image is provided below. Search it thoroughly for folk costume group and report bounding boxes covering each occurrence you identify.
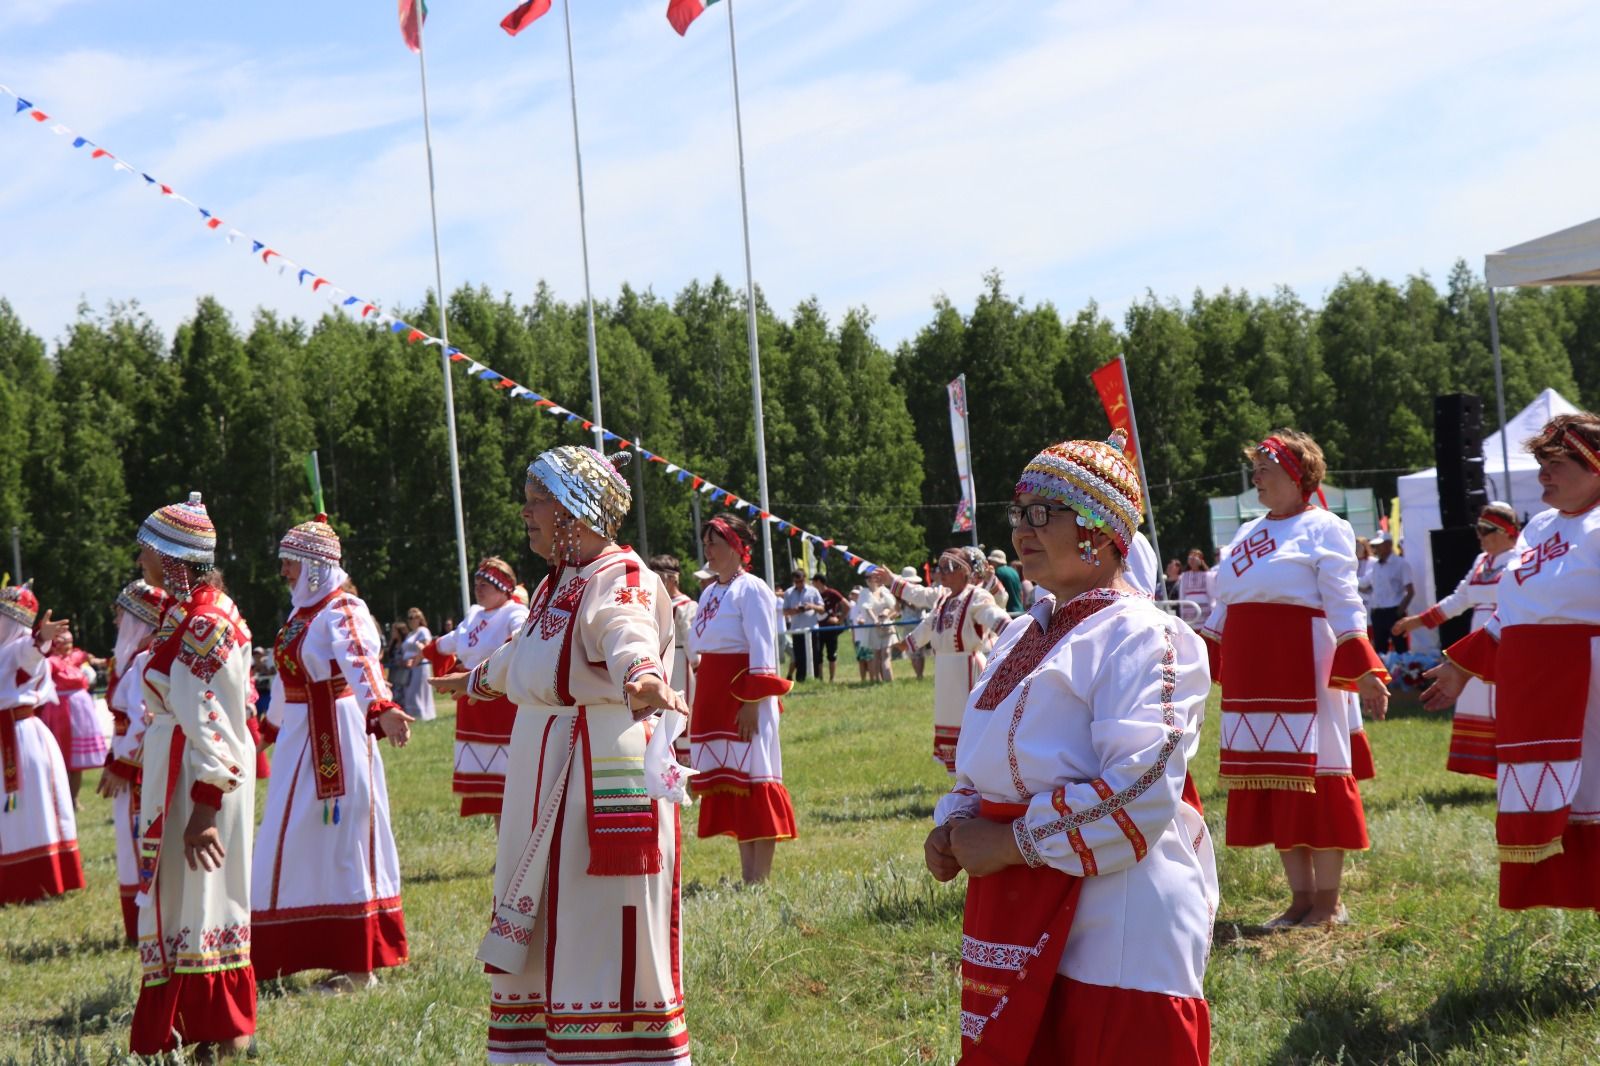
[6,408,1600,1064]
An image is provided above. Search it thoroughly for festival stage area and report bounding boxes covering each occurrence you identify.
[2,676,1596,1064]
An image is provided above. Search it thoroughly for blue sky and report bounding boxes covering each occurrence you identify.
[3,0,1599,366]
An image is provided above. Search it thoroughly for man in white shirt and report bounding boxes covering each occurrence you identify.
[781,568,824,681]
[1368,533,1414,653]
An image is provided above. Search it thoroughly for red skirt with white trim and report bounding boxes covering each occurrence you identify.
[1225,775,1369,851]
[696,783,797,843]
[251,897,409,979]
[1019,976,1209,1066]
[130,966,256,1054]
[1500,822,1600,912]
[0,840,86,906]
[1350,730,1376,781]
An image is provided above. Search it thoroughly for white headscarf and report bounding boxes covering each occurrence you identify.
[113,611,156,669]
[289,558,351,609]
[0,615,28,649]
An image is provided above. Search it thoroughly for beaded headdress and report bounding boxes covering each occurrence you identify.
[1014,430,1143,555]
[526,446,634,540]
[0,582,39,628]
[279,513,342,565]
[114,579,169,629]
[138,491,216,568]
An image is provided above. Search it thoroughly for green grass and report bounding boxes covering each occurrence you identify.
[5,676,1600,1064]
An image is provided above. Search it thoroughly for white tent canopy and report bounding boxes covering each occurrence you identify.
[1395,387,1579,648]
[1485,215,1600,287]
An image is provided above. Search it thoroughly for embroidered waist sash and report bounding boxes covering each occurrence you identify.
[1218,603,1323,793]
[305,674,352,803]
[1495,624,1600,864]
[281,676,351,705]
[1,706,38,799]
[959,799,1083,1066]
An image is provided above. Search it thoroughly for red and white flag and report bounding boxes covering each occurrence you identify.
[501,0,553,36]
[667,0,721,36]
[399,0,427,53]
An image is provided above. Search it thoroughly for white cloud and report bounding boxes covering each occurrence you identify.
[2,0,1599,366]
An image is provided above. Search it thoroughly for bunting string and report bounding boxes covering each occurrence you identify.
[0,83,886,575]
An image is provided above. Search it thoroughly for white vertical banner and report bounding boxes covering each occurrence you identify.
[947,374,978,540]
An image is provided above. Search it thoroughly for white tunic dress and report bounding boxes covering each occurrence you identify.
[252,589,407,978]
[438,600,531,808]
[467,547,688,1066]
[0,627,83,906]
[687,572,787,796]
[900,579,1010,774]
[935,590,1217,998]
[108,648,155,920]
[132,586,256,1053]
[1423,548,1514,777]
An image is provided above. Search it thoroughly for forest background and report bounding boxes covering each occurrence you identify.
[3,261,1597,650]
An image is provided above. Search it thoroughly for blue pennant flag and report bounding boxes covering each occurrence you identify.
[638,450,654,461]
[565,413,580,422]
[389,320,407,333]
[14,98,32,113]
[479,369,502,381]
[343,296,360,306]
[602,431,618,442]
[710,489,725,503]
[297,269,314,285]
[250,240,264,255]
[142,174,156,185]
[71,136,88,148]
[676,470,689,482]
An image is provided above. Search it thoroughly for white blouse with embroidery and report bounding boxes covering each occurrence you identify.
[935,591,1216,998]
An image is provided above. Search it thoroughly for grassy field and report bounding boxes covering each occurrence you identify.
[5,666,1600,1064]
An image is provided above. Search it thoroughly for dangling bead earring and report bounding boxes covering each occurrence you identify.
[307,561,321,593]
[1076,515,1095,563]
[554,514,581,566]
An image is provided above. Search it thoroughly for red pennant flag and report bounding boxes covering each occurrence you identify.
[407,330,427,344]
[501,0,552,35]
[399,0,427,53]
[691,477,704,490]
[667,0,720,36]
[1090,356,1140,470]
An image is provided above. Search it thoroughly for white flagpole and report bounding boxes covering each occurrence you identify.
[560,0,606,453]
[1118,355,1162,567]
[415,17,473,617]
[725,0,776,589]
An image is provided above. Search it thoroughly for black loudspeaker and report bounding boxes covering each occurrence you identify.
[1435,393,1489,528]
[1429,526,1481,649]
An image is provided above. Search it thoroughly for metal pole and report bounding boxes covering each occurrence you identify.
[561,0,606,453]
[725,0,776,591]
[1118,355,1163,567]
[632,432,650,557]
[691,494,704,566]
[415,34,473,616]
[1486,286,1514,512]
[9,526,20,583]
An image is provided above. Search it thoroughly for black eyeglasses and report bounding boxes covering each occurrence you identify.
[1006,502,1074,529]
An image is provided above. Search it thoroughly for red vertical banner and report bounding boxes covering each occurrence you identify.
[1090,357,1139,469]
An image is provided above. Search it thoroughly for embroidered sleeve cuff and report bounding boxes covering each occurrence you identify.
[1445,626,1498,682]
[1420,606,1447,629]
[467,664,506,703]
[1329,636,1389,690]
[1013,817,1046,868]
[190,781,225,810]
[365,698,402,736]
[107,758,140,782]
[623,657,661,686]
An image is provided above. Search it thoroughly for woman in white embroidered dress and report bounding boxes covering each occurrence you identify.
[1424,413,1600,911]
[251,515,413,990]
[129,492,257,1058]
[425,558,530,820]
[433,445,690,1066]
[0,585,83,907]
[897,547,1011,774]
[1392,501,1518,779]
[926,432,1216,1064]
[1200,431,1389,929]
[99,579,171,940]
[688,512,798,884]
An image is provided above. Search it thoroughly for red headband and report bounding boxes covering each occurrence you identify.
[1563,427,1600,476]
[707,518,751,566]
[474,564,515,595]
[1477,512,1518,538]
[1259,437,1310,500]
[937,548,973,574]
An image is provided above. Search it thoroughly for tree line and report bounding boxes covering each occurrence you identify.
[3,262,1597,651]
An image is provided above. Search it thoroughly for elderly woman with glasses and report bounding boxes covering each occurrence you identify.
[1390,502,1519,778]
[897,545,1012,774]
[925,430,1216,1063]
[1199,429,1389,929]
